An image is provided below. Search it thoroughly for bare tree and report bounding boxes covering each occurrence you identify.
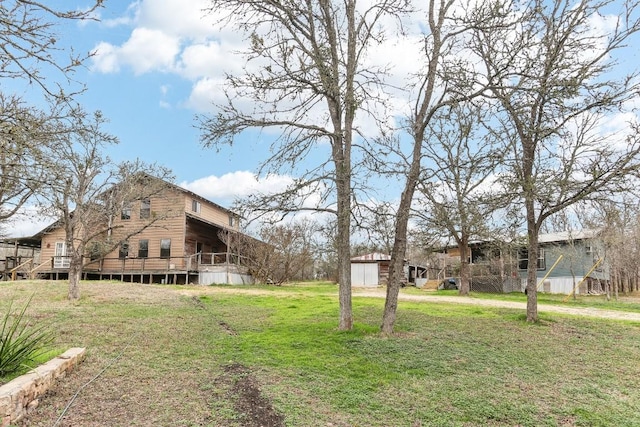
[38,109,173,300]
[470,0,640,321]
[198,0,408,330]
[0,1,103,226]
[1,1,102,96]
[377,0,493,334]
[354,202,397,255]
[579,199,640,297]
[230,219,319,285]
[0,95,50,225]
[415,102,507,296]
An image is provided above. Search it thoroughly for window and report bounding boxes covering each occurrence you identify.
[88,242,102,261]
[54,242,70,268]
[228,215,235,227]
[140,198,151,219]
[138,239,149,258]
[518,248,545,270]
[119,241,129,259]
[537,249,545,270]
[192,199,201,213]
[121,203,132,220]
[518,250,527,270]
[160,238,171,259]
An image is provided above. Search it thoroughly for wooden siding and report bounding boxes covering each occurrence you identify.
[101,189,186,270]
[37,183,244,276]
[40,227,67,263]
[538,240,608,280]
[183,196,239,231]
[518,239,609,283]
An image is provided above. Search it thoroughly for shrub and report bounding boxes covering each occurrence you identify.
[0,296,54,376]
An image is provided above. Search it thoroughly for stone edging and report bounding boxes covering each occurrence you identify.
[0,347,86,427]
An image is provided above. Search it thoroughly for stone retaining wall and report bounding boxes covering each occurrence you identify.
[0,347,86,427]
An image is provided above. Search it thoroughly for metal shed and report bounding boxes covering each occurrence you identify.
[350,253,391,287]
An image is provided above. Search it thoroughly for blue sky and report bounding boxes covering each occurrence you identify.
[11,0,421,236]
[10,0,299,235]
[8,0,640,237]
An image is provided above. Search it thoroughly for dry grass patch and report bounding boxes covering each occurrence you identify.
[1,280,639,426]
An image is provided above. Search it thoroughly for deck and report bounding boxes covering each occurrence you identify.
[16,252,252,285]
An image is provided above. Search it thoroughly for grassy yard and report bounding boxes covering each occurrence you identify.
[2,280,640,426]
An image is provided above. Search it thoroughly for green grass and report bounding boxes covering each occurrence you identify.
[0,295,56,380]
[0,348,61,384]
[1,280,639,426]
[406,286,640,313]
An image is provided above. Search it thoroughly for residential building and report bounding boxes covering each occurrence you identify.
[436,230,608,294]
[33,179,252,285]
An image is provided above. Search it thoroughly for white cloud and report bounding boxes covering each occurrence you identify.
[180,171,294,202]
[99,1,141,28]
[177,42,231,80]
[91,42,121,73]
[2,207,53,238]
[91,28,180,75]
[185,77,226,112]
[123,28,181,75]
[136,0,217,41]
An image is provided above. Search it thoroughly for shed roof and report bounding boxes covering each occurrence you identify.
[351,253,391,262]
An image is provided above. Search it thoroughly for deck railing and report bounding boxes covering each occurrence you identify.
[187,252,249,269]
[9,258,34,280]
[43,252,248,273]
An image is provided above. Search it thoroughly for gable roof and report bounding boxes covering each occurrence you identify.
[30,175,241,239]
[170,181,239,217]
[351,253,391,262]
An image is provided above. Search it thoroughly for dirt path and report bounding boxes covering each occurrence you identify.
[353,288,640,322]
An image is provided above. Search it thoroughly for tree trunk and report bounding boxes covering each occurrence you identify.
[67,254,82,300]
[570,265,576,301]
[525,200,539,322]
[335,153,352,331]
[381,136,422,334]
[381,206,409,334]
[458,235,471,296]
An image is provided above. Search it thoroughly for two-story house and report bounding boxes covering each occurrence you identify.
[33,179,252,285]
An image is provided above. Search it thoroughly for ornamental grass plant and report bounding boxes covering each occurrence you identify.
[0,295,54,377]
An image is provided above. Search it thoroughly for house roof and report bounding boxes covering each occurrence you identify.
[171,181,238,217]
[30,175,241,240]
[0,237,41,248]
[351,252,392,262]
[185,212,236,233]
[538,230,599,244]
[432,229,601,254]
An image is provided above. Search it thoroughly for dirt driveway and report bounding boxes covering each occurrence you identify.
[177,285,640,322]
[352,288,640,322]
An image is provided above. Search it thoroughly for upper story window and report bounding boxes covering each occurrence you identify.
[192,199,201,213]
[121,203,132,220]
[140,198,151,219]
[229,215,235,227]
